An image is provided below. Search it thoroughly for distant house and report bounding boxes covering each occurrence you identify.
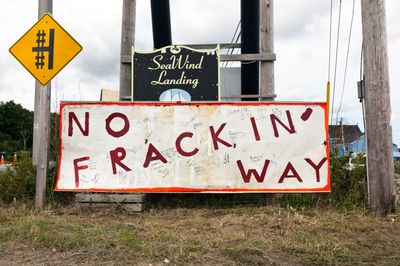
[393,143,400,160]
[349,134,367,154]
[329,124,363,157]
[329,124,400,160]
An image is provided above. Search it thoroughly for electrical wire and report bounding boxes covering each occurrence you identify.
[330,0,343,125]
[326,0,334,124]
[223,20,241,68]
[335,0,356,124]
[358,42,369,199]
[328,0,333,82]
[360,43,367,156]
[360,43,365,130]
[228,32,241,68]
[360,43,363,81]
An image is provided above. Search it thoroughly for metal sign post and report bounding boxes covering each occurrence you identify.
[32,0,52,168]
[9,0,82,209]
[35,0,52,210]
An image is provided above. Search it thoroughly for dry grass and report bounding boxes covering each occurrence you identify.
[0,204,399,265]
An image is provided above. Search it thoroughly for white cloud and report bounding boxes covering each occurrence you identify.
[0,0,399,142]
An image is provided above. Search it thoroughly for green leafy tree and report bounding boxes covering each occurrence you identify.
[0,101,34,157]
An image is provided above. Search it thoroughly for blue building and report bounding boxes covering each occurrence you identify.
[329,124,363,157]
[349,134,367,154]
[329,124,400,160]
[393,143,400,160]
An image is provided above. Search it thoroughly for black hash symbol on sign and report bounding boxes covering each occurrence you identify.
[31,29,55,70]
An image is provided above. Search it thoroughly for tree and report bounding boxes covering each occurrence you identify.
[0,101,34,157]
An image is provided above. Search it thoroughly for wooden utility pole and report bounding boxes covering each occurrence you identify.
[34,0,52,210]
[260,0,275,205]
[119,0,136,100]
[361,0,395,214]
[260,0,275,100]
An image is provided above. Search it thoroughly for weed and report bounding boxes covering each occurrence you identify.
[329,153,368,208]
[115,225,141,251]
[0,151,36,203]
[0,151,73,205]
[279,153,368,210]
[0,206,399,265]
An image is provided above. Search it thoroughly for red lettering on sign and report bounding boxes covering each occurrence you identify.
[278,162,303,183]
[270,110,296,138]
[175,132,199,157]
[209,123,232,150]
[68,112,89,136]
[250,117,261,141]
[105,112,130,138]
[236,160,270,183]
[143,143,168,168]
[305,157,327,182]
[110,147,132,175]
[301,108,313,121]
[73,156,90,188]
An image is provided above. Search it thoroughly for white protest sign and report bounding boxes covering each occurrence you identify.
[56,102,330,193]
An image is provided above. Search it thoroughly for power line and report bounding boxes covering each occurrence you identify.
[326,0,334,124]
[330,0,343,125]
[328,0,333,82]
[335,0,356,124]
[223,20,241,68]
[228,31,241,68]
[360,43,365,129]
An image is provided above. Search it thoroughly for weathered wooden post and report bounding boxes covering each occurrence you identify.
[260,0,275,205]
[260,0,274,100]
[119,0,136,101]
[361,0,396,214]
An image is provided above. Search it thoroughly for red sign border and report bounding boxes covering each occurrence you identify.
[55,101,330,193]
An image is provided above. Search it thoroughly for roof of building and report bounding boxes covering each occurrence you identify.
[329,125,363,144]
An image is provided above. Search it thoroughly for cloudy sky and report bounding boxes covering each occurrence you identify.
[1,0,399,144]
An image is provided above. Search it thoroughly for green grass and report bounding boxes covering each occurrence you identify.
[0,205,399,265]
[0,156,398,264]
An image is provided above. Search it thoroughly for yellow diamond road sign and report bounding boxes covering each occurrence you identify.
[9,13,82,85]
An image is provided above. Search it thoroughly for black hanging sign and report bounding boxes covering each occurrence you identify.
[132,45,220,101]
